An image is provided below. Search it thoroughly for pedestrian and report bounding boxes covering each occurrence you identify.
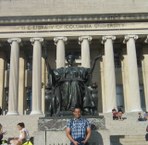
[112,108,118,120]
[66,105,91,145]
[144,111,148,120]
[10,122,30,145]
[0,123,6,144]
[117,107,123,120]
[138,112,145,121]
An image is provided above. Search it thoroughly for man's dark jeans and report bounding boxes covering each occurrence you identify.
[70,137,89,145]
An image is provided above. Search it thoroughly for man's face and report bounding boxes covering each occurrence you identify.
[73,108,81,119]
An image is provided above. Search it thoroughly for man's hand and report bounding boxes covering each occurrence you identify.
[66,127,79,145]
[73,140,79,145]
[81,140,87,144]
[81,127,91,145]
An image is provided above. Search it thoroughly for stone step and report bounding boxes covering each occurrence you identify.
[120,143,148,145]
[0,115,44,139]
[104,113,148,136]
[119,142,148,145]
[123,135,145,140]
[120,135,148,145]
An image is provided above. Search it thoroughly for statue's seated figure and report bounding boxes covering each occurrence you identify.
[45,54,101,116]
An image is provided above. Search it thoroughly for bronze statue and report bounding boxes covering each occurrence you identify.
[45,54,101,116]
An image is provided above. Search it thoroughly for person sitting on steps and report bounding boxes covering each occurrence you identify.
[10,122,30,145]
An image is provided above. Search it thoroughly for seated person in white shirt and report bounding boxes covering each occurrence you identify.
[10,122,30,145]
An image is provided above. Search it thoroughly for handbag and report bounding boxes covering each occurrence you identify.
[23,141,33,145]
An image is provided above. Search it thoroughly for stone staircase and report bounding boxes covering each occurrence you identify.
[0,115,44,139]
[120,135,148,145]
[104,112,148,145]
[0,113,148,145]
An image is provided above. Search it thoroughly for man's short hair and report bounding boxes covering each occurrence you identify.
[73,104,82,111]
[17,122,25,128]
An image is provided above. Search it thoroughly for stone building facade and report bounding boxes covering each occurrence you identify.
[0,0,148,143]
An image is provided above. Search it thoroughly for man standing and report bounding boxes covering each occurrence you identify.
[66,106,91,145]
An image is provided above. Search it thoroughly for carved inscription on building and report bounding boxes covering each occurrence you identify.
[0,22,147,33]
[19,23,125,31]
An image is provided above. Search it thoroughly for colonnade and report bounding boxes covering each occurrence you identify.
[0,35,148,115]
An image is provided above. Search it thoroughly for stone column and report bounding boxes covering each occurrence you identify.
[41,57,46,114]
[142,37,148,111]
[7,38,21,115]
[124,35,141,112]
[102,36,117,112]
[54,37,67,68]
[100,55,106,113]
[18,51,25,115]
[79,36,92,68]
[121,48,130,112]
[0,52,5,109]
[30,38,43,115]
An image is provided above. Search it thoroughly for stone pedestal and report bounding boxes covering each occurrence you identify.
[38,117,105,131]
[34,116,111,145]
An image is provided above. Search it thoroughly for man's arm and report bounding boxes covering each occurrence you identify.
[82,127,91,144]
[18,130,26,141]
[45,57,56,86]
[66,127,79,145]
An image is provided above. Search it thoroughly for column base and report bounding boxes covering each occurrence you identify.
[128,108,142,112]
[30,110,43,115]
[6,111,19,115]
[106,109,114,113]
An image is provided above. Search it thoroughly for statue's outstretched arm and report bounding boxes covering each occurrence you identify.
[89,55,102,74]
[45,57,56,86]
[45,57,53,75]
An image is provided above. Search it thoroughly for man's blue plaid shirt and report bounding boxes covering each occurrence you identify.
[66,117,91,140]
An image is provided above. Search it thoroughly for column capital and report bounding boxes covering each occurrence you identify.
[8,38,21,44]
[101,35,116,44]
[30,37,44,43]
[53,37,67,44]
[123,35,138,43]
[78,36,92,44]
